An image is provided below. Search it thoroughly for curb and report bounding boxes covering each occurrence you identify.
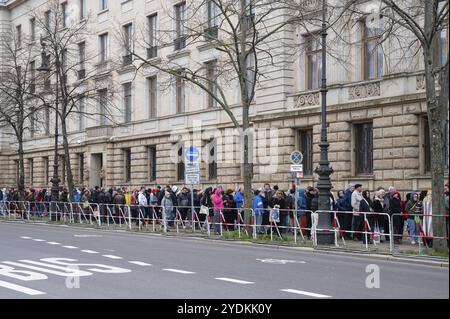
[1,219,448,267]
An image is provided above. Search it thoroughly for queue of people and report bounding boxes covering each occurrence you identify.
[1,181,449,247]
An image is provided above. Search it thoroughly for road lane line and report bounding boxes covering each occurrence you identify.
[81,250,98,254]
[32,239,46,242]
[102,255,123,260]
[162,269,195,274]
[129,261,152,266]
[47,242,61,245]
[0,280,46,296]
[280,289,332,298]
[63,246,78,249]
[20,236,32,239]
[215,278,254,285]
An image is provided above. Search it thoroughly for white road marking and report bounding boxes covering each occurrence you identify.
[102,255,122,260]
[0,280,46,296]
[280,289,332,298]
[47,242,61,245]
[256,259,306,264]
[32,239,46,242]
[20,237,31,239]
[129,261,152,267]
[62,246,78,249]
[74,235,102,238]
[215,278,254,285]
[81,250,98,254]
[162,269,195,274]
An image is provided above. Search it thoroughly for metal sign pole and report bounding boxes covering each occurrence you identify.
[191,185,195,233]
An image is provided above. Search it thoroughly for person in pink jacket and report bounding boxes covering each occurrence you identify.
[213,187,224,234]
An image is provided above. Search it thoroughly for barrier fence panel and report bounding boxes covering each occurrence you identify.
[390,213,449,256]
[314,210,393,253]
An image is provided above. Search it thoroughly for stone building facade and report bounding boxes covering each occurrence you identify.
[0,0,448,194]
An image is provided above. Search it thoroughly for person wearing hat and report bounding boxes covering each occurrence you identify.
[351,184,364,240]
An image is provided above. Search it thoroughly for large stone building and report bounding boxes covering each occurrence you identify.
[0,0,448,193]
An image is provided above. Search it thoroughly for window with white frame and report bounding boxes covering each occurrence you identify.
[99,33,108,63]
[305,34,322,90]
[148,76,157,118]
[80,0,87,20]
[175,71,186,113]
[174,2,187,50]
[362,16,383,80]
[147,14,158,58]
[29,18,36,42]
[100,0,108,11]
[123,23,133,65]
[205,60,217,108]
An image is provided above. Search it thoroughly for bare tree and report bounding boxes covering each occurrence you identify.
[0,30,41,201]
[117,0,313,218]
[30,0,119,200]
[334,0,449,252]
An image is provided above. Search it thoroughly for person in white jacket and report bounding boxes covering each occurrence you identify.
[351,184,364,240]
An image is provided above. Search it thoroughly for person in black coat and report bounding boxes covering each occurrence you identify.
[359,190,373,243]
[269,190,287,233]
[390,192,404,244]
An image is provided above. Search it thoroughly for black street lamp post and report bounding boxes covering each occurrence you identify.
[314,0,334,245]
[37,36,60,210]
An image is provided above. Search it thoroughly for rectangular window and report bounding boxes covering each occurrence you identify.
[78,95,85,131]
[148,76,157,118]
[123,23,133,65]
[78,153,84,184]
[123,82,132,123]
[206,0,218,38]
[174,2,186,50]
[80,0,87,20]
[45,11,51,34]
[355,123,373,175]
[305,35,321,90]
[28,158,33,185]
[30,18,36,42]
[61,2,68,28]
[177,145,185,181]
[123,149,131,182]
[205,60,217,109]
[298,129,313,176]
[147,14,158,58]
[43,157,49,185]
[148,146,157,182]
[100,0,108,11]
[98,89,108,125]
[16,25,22,48]
[30,61,36,94]
[78,42,86,79]
[176,72,185,113]
[362,17,383,80]
[99,33,108,63]
[243,0,255,29]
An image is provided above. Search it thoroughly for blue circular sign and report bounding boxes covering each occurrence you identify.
[290,151,303,164]
[185,146,200,162]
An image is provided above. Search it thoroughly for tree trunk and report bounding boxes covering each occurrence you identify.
[61,120,75,202]
[17,138,25,202]
[242,105,253,226]
[424,50,447,252]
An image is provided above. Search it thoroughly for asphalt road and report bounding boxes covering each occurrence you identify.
[0,221,448,299]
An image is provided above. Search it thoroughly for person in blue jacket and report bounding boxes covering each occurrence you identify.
[296,189,308,237]
[252,189,264,234]
[234,187,244,210]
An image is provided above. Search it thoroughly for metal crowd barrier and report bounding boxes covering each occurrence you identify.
[313,210,393,252]
[3,200,447,255]
[390,213,449,255]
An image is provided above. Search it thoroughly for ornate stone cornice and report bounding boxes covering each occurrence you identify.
[295,91,320,108]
